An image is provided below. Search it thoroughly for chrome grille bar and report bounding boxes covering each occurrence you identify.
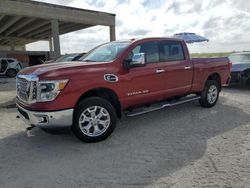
[16,74,38,103]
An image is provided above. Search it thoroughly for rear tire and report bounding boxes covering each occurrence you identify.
[72,97,117,143]
[199,80,219,108]
[6,69,17,77]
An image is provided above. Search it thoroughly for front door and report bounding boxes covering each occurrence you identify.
[121,41,168,107]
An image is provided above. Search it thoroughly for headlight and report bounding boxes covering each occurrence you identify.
[37,80,68,102]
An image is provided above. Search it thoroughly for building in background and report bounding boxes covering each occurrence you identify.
[0,0,116,67]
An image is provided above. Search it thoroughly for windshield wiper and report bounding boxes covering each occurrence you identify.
[82,59,97,62]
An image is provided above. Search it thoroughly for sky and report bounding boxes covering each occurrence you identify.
[26,0,250,54]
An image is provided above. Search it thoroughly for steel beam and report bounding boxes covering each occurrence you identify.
[0,16,22,34]
[0,0,115,26]
[0,35,44,45]
[35,24,88,39]
[25,24,51,37]
[26,22,76,38]
[0,14,5,22]
[5,18,36,36]
[17,20,49,37]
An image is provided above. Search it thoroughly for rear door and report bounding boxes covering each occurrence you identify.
[159,40,193,97]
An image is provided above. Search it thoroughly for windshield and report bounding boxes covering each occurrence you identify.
[80,42,130,62]
[229,54,250,64]
[55,54,79,62]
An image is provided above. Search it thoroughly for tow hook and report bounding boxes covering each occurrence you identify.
[16,115,36,136]
[26,125,35,137]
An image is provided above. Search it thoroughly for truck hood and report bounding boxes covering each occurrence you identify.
[18,61,111,79]
[231,62,250,72]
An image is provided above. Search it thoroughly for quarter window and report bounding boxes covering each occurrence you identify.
[159,41,185,61]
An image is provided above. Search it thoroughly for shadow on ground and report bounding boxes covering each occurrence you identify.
[0,98,249,187]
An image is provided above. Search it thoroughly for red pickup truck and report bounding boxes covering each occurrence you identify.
[16,37,231,142]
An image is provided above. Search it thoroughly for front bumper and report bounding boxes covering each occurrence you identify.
[16,103,73,128]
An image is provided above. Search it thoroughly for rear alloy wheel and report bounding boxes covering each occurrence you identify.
[6,69,17,77]
[72,97,117,143]
[199,80,219,108]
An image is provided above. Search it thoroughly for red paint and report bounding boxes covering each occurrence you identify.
[17,38,231,112]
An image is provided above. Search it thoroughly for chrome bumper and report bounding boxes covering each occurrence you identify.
[16,103,73,128]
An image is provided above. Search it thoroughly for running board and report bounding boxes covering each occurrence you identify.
[126,95,201,117]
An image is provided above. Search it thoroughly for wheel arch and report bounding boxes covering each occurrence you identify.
[75,87,122,118]
[6,68,17,77]
[206,72,221,91]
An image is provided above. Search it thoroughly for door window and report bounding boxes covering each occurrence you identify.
[159,41,185,61]
[7,59,15,63]
[0,59,8,73]
[128,41,160,64]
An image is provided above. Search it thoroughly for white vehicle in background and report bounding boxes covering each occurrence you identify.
[0,58,22,77]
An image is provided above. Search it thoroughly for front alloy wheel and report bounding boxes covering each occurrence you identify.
[72,97,117,143]
[79,106,111,137]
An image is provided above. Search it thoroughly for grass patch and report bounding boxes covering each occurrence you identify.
[191,52,233,58]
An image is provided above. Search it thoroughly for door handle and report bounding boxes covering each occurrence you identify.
[156,69,165,73]
[184,66,192,70]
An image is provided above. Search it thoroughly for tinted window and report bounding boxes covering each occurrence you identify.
[7,59,14,63]
[159,41,184,61]
[1,59,8,64]
[229,54,250,64]
[128,41,160,63]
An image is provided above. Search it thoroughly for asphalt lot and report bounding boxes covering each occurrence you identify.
[0,77,250,188]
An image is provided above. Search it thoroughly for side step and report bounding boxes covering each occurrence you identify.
[126,95,201,117]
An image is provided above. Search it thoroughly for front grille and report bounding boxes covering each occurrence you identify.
[16,75,38,103]
[17,77,29,101]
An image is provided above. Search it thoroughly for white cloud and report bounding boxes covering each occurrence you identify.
[26,0,250,54]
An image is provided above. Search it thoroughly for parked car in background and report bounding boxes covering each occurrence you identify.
[45,53,86,64]
[0,58,22,77]
[228,52,250,86]
[16,37,231,143]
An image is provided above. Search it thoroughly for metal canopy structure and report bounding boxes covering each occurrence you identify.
[173,32,209,43]
[0,0,116,58]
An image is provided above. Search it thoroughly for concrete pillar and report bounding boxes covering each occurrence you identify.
[10,39,14,51]
[48,37,54,59]
[51,19,61,59]
[109,26,116,41]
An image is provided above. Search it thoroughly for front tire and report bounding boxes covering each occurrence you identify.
[72,97,117,143]
[199,80,220,108]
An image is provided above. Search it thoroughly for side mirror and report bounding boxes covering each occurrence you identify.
[131,53,146,67]
[124,53,146,69]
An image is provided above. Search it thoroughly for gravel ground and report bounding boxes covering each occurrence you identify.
[0,77,250,188]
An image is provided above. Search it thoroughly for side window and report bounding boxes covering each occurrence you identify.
[159,41,185,61]
[127,41,160,63]
[7,59,14,63]
[0,59,8,72]
[1,59,8,64]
